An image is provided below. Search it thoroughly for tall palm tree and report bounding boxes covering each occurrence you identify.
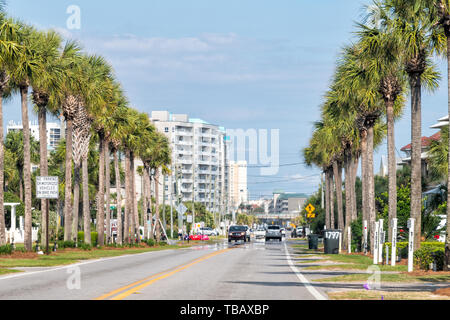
[357,3,408,242]
[9,22,42,251]
[30,29,62,248]
[386,0,443,251]
[426,0,450,270]
[0,14,22,246]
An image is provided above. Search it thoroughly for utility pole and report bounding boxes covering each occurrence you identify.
[170,168,174,238]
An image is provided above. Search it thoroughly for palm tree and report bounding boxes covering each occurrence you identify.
[357,4,408,241]
[425,0,450,270]
[0,14,22,246]
[386,0,443,251]
[30,29,62,248]
[9,22,42,251]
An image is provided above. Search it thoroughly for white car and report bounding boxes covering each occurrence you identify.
[254,227,266,239]
[199,227,218,236]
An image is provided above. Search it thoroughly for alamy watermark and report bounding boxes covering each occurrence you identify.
[66,265,81,290]
[226,129,280,176]
[66,5,81,30]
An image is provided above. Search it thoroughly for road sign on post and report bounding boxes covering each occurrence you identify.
[36,176,59,256]
[36,176,59,199]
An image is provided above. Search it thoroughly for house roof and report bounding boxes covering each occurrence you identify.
[400,132,441,152]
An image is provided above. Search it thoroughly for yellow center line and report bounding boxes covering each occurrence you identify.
[95,247,233,301]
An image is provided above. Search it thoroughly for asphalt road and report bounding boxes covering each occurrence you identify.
[0,238,328,300]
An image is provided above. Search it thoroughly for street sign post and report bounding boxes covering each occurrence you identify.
[36,177,59,256]
[363,220,368,255]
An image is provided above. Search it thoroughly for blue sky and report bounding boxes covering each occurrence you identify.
[3,1,449,199]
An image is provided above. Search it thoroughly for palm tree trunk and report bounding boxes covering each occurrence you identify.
[38,105,49,248]
[386,100,397,242]
[155,169,161,242]
[0,93,5,246]
[445,35,450,271]
[367,126,376,254]
[329,168,335,229]
[82,154,91,245]
[410,74,422,251]
[96,136,105,246]
[325,169,331,230]
[333,161,344,231]
[351,155,359,222]
[360,129,369,251]
[105,142,111,244]
[343,151,352,250]
[64,117,74,242]
[130,152,139,243]
[72,164,80,242]
[124,150,131,244]
[143,165,148,241]
[20,85,33,251]
[113,150,122,245]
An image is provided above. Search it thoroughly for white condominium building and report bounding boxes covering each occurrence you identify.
[150,111,230,215]
[7,120,63,150]
[229,161,248,209]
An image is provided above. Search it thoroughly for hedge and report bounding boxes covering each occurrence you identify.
[0,244,13,255]
[77,232,98,247]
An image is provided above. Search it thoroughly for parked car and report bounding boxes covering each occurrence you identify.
[199,227,218,236]
[266,225,283,242]
[228,225,248,243]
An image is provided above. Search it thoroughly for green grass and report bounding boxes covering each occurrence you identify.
[0,244,190,268]
[328,290,450,300]
[313,272,450,283]
[0,268,21,275]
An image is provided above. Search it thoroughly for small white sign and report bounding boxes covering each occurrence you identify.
[187,215,193,223]
[36,176,59,199]
[177,203,187,215]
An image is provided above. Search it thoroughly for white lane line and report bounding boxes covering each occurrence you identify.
[0,248,184,281]
[284,243,327,300]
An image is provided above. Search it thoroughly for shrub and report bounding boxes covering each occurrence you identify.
[414,247,445,271]
[146,239,155,247]
[76,232,98,247]
[80,243,92,251]
[0,244,13,255]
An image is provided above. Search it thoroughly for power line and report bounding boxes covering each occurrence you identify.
[247,173,321,185]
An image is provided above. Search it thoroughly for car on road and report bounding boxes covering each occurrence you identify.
[265,225,283,242]
[228,225,249,243]
[254,227,266,240]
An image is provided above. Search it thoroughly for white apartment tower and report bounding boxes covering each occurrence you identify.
[229,161,248,209]
[150,111,230,216]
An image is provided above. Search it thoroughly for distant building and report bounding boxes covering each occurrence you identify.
[268,191,308,215]
[7,120,63,150]
[229,161,248,209]
[150,111,230,215]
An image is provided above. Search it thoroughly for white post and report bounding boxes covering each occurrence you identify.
[378,219,384,264]
[391,218,397,267]
[11,205,17,231]
[348,226,351,254]
[408,218,415,273]
[363,220,368,254]
[373,221,379,265]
